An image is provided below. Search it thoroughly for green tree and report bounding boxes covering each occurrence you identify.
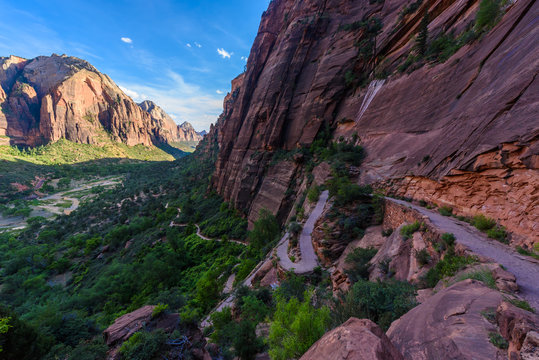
[233,320,263,360]
[476,0,501,31]
[248,209,280,252]
[268,291,330,360]
[0,317,11,352]
[416,11,429,56]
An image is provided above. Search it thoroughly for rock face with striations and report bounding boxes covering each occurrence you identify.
[300,318,404,360]
[138,100,201,143]
[0,54,181,147]
[209,0,538,244]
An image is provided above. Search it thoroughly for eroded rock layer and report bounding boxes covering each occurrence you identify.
[210,0,538,243]
[0,54,190,147]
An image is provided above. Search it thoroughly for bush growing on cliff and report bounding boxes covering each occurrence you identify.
[472,214,496,231]
[119,330,167,360]
[332,279,417,330]
[424,252,476,288]
[248,209,280,256]
[345,247,378,282]
[400,221,421,240]
[438,206,453,217]
[476,0,502,31]
[307,186,321,203]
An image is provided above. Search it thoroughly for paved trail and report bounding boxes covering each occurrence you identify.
[277,190,329,274]
[388,198,539,311]
[202,191,330,327]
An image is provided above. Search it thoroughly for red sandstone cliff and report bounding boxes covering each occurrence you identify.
[138,100,202,143]
[210,0,538,245]
[0,54,181,147]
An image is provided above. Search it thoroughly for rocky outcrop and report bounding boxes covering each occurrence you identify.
[139,100,202,142]
[210,0,538,245]
[387,280,507,360]
[103,305,156,346]
[300,318,404,360]
[496,301,539,359]
[0,54,182,147]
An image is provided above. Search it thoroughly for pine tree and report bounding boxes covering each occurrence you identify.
[416,11,429,57]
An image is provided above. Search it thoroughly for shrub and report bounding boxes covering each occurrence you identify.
[441,233,456,248]
[288,222,302,237]
[400,221,421,240]
[248,209,280,252]
[119,330,166,360]
[424,253,476,288]
[516,246,539,260]
[414,248,431,266]
[455,268,496,289]
[476,0,502,31]
[472,214,496,231]
[151,303,169,318]
[268,291,330,360]
[487,226,508,243]
[506,298,535,313]
[332,279,417,330]
[488,331,508,349]
[345,247,378,282]
[438,206,453,216]
[307,186,321,203]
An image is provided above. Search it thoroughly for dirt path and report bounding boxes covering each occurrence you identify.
[169,216,247,246]
[276,190,329,274]
[388,198,539,311]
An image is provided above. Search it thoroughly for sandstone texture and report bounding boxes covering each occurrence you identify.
[103,305,156,346]
[138,100,201,142]
[387,280,507,360]
[209,0,538,246]
[300,318,404,360]
[496,301,539,359]
[0,54,186,147]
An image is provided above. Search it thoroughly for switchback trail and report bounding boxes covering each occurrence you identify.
[276,190,329,274]
[388,198,539,311]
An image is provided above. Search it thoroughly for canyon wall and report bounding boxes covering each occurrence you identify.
[0,54,191,147]
[211,0,538,243]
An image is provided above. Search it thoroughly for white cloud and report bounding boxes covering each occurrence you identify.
[241,56,248,62]
[118,71,223,131]
[186,43,192,48]
[121,37,133,44]
[216,90,224,95]
[217,48,232,59]
[194,42,202,48]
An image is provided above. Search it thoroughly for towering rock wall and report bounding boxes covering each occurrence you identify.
[0,54,180,147]
[211,0,538,243]
[138,100,202,143]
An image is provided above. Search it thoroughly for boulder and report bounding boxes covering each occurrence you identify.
[103,305,155,346]
[521,331,539,360]
[496,301,539,358]
[387,280,506,359]
[300,318,403,360]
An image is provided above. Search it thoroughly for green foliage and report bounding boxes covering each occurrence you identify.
[476,0,502,31]
[248,209,280,254]
[327,176,372,206]
[400,221,421,240]
[414,248,431,266]
[0,305,49,359]
[506,298,535,313]
[441,233,456,249]
[424,253,476,288]
[455,268,496,289]
[416,11,429,56]
[472,214,496,231]
[332,279,417,330]
[487,226,508,243]
[268,291,330,360]
[119,330,167,360]
[235,258,257,284]
[516,246,539,260]
[274,273,308,302]
[307,186,321,203]
[438,206,453,216]
[152,303,169,318]
[488,331,509,349]
[345,247,377,282]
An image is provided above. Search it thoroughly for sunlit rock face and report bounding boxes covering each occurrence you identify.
[0,54,182,147]
[208,0,538,243]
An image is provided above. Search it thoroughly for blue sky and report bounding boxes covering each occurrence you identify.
[0,0,270,131]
